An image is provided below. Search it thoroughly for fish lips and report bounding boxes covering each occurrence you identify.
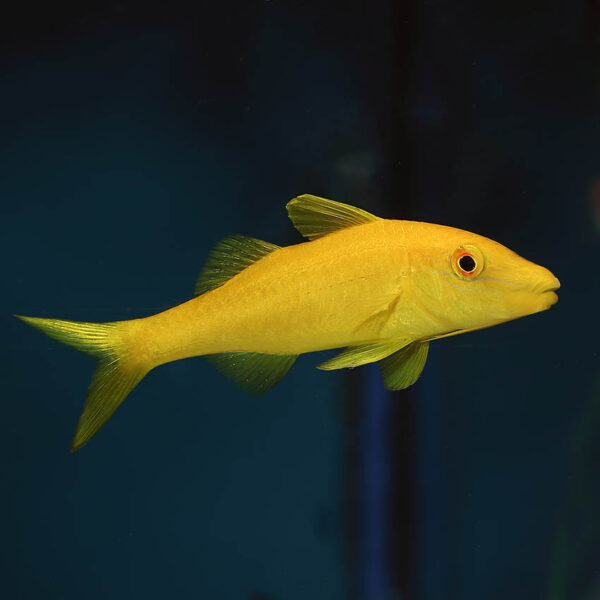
[543,290,559,307]
[538,277,560,309]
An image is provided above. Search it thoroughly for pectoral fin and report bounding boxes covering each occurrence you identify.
[317,340,410,370]
[205,352,297,395]
[379,341,429,390]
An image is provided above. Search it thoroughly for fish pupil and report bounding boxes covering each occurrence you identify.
[458,254,476,273]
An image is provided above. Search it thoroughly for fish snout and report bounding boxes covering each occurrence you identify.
[530,263,560,294]
[539,276,561,294]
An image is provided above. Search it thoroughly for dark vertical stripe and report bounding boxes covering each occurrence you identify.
[362,363,390,599]
[417,350,448,600]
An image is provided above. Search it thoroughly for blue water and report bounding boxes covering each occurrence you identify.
[3,2,600,599]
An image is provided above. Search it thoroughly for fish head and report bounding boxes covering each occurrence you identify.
[407,223,560,337]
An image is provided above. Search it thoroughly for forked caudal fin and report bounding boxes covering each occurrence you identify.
[15,315,148,452]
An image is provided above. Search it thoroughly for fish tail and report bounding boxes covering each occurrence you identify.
[15,315,149,452]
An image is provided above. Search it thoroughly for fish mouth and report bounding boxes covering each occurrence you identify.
[540,277,561,294]
[542,290,559,306]
[535,277,560,310]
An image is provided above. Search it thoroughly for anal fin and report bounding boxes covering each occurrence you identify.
[205,352,297,395]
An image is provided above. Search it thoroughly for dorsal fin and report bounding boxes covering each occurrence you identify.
[194,235,279,296]
[286,194,380,240]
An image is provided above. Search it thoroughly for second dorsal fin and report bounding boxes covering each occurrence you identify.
[286,194,380,240]
[194,234,280,296]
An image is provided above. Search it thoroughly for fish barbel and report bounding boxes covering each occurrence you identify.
[16,195,560,450]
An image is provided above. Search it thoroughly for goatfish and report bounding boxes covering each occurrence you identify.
[16,195,560,451]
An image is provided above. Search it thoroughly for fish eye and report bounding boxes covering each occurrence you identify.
[458,254,476,272]
[451,245,484,279]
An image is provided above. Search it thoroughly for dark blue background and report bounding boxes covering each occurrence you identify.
[3,2,600,599]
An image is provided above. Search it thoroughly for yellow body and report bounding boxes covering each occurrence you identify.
[123,218,558,370]
[17,195,560,450]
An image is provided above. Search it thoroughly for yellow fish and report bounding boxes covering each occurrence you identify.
[17,195,560,451]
